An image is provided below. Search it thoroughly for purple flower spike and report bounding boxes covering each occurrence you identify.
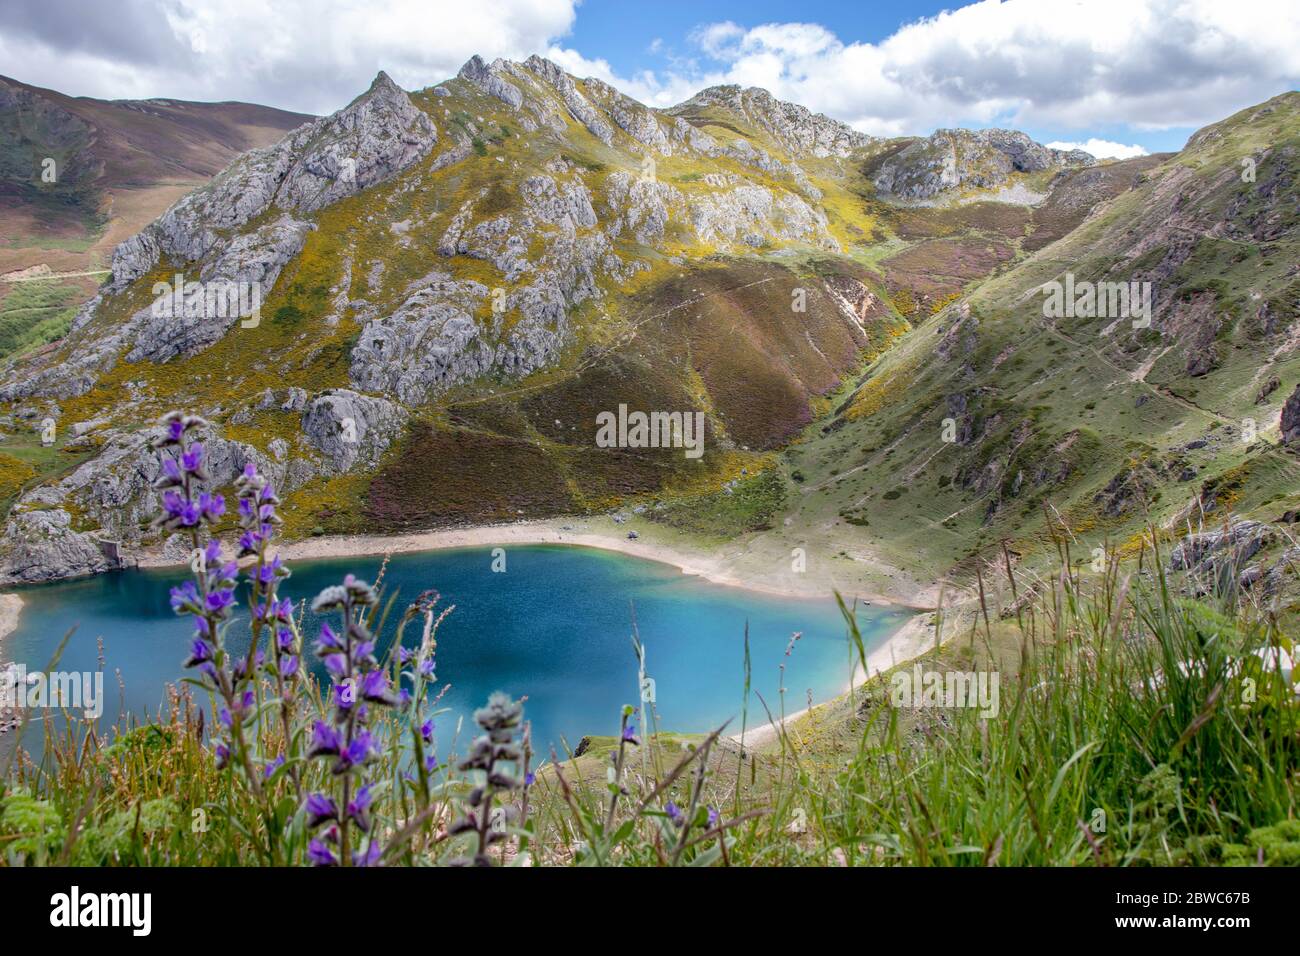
[333,731,374,774]
[169,580,200,614]
[206,588,235,614]
[158,458,182,486]
[315,622,342,653]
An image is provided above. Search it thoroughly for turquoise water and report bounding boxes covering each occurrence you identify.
[4,545,909,755]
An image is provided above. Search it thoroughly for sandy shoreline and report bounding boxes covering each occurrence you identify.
[0,592,21,648]
[136,515,934,609]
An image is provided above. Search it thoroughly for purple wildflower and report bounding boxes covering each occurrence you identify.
[352,841,382,867]
[181,442,205,474]
[360,670,397,707]
[346,784,374,832]
[184,637,212,668]
[308,721,342,758]
[169,580,200,614]
[307,839,337,867]
[305,793,338,829]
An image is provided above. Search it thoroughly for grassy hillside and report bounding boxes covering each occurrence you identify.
[761,93,1300,602]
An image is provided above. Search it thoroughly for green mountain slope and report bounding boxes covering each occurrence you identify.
[772,92,1300,600]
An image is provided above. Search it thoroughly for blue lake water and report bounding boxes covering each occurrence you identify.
[3,544,909,757]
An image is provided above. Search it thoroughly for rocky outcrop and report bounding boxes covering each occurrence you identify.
[125,216,313,363]
[1282,384,1300,445]
[348,269,564,406]
[0,509,124,585]
[4,71,438,403]
[458,55,524,109]
[522,55,615,145]
[584,79,670,152]
[872,129,1094,201]
[688,182,837,250]
[1170,519,1273,575]
[675,85,871,159]
[301,389,408,473]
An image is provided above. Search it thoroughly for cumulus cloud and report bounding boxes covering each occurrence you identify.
[1047,139,1150,160]
[0,0,579,114]
[614,0,1300,138]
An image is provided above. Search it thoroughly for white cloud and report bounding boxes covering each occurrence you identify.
[0,0,580,114]
[581,0,1300,139]
[1047,139,1150,160]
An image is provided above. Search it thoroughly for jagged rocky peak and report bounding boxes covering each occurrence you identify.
[109,68,436,290]
[457,54,525,108]
[454,53,669,151]
[871,127,1095,201]
[673,84,873,159]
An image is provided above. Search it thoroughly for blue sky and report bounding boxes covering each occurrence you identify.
[1,0,1296,157]
[564,0,957,75]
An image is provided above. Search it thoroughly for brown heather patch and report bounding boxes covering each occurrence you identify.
[1023,155,1167,252]
[363,422,577,531]
[887,202,1032,242]
[653,259,869,449]
[881,237,1015,310]
[517,344,707,447]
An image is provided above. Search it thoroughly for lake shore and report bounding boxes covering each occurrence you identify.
[136,514,938,610]
[0,592,21,648]
[730,610,941,749]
